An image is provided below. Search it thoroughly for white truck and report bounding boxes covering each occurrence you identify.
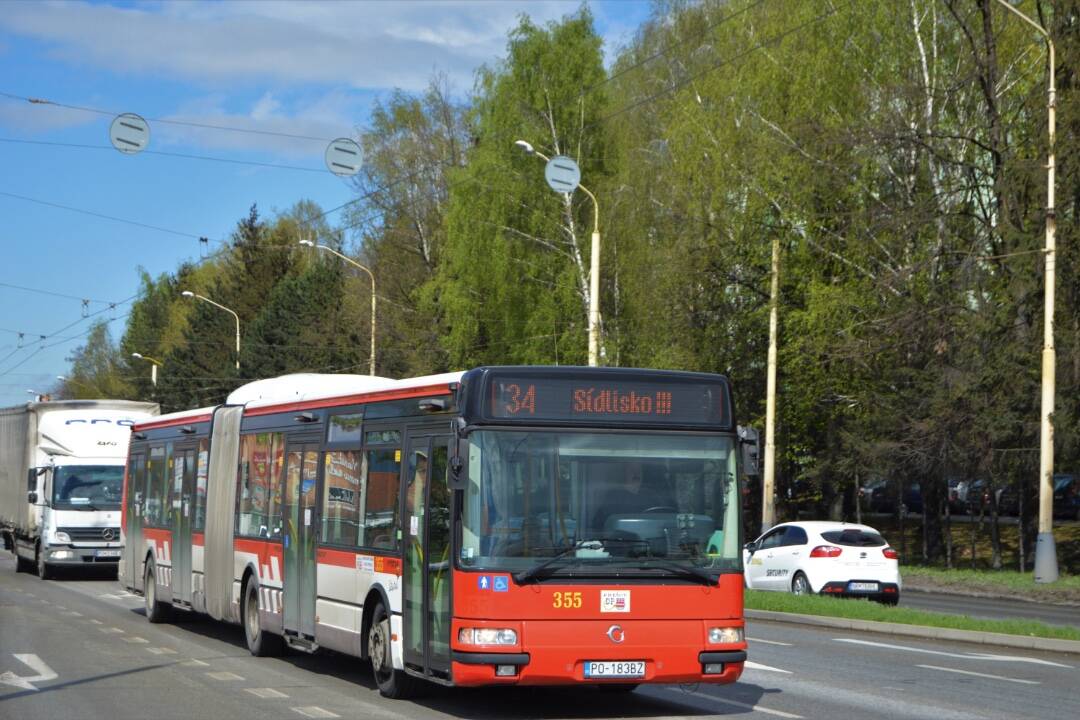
[1,399,159,579]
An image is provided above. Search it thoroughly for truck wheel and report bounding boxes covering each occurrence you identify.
[243,578,282,657]
[144,560,172,623]
[36,546,52,580]
[368,600,418,699]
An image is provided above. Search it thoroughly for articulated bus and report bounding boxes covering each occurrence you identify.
[119,366,751,698]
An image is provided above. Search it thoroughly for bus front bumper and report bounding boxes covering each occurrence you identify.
[450,619,746,687]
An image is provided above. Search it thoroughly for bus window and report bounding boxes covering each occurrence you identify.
[193,439,209,532]
[237,433,284,538]
[362,447,400,550]
[322,450,362,545]
[146,445,167,526]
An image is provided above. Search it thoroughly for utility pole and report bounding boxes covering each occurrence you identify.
[993,0,1058,583]
[761,233,780,534]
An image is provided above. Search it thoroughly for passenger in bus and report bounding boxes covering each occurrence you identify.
[591,462,671,528]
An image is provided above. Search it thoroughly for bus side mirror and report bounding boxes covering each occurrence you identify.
[28,491,38,505]
[737,426,760,478]
[448,438,468,490]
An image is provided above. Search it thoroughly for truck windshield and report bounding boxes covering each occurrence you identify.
[52,465,124,510]
[460,430,742,577]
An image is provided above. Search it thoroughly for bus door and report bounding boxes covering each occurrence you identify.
[402,433,452,677]
[171,446,197,604]
[283,441,320,639]
[124,452,146,590]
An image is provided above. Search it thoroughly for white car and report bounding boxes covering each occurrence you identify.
[743,521,901,604]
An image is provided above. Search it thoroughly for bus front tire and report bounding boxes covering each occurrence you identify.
[243,578,283,657]
[368,600,417,699]
[144,560,172,623]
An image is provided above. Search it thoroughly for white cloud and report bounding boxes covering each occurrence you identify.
[0,0,582,92]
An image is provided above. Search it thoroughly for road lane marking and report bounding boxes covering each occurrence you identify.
[123,637,149,644]
[147,647,177,655]
[292,707,340,719]
[834,638,1072,668]
[668,689,803,718]
[0,654,59,691]
[89,619,103,625]
[55,606,65,610]
[246,688,289,699]
[916,664,1040,685]
[745,660,792,674]
[182,659,209,667]
[748,637,793,646]
[206,671,244,681]
[63,611,82,617]
[100,627,125,634]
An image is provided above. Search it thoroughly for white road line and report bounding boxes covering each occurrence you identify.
[100,627,125,634]
[55,606,66,610]
[123,637,149,644]
[745,660,792,674]
[916,664,1040,685]
[147,647,178,655]
[246,688,289,699]
[671,689,804,718]
[748,637,793,646]
[89,619,102,625]
[206,671,244,681]
[292,707,340,719]
[64,611,82,617]
[834,638,1073,669]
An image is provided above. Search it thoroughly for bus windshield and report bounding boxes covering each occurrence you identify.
[52,465,124,510]
[460,430,741,577]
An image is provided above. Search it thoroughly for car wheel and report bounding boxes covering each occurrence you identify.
[144,560,172,623]
[791,572,811,596]
[36,545,52,580]
[368,600,418,699]
[243,577,283,656]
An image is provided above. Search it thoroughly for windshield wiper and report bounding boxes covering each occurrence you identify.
[512,538,611,585]
[616,558,717,586]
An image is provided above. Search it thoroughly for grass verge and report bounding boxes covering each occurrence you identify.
[744,589,1080,642]
[900,566,1080,604]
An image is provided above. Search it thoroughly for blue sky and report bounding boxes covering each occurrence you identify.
[0,0,651,405]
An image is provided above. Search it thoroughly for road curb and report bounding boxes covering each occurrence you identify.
[745,609,1080,655]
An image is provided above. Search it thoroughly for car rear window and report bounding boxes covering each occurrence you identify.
[820,529,887,547]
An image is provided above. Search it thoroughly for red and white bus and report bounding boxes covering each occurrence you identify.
[120,366,751,697]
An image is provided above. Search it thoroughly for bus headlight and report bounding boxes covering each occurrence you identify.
[54,532,71,543]
[708,627,743,644]
[458,628,518,646]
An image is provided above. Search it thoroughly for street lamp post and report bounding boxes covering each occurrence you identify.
[514,140,602,367]
[131,353,163,387]
[993,0,1058,583]
[299,240,377,376]
[181,291,241,371]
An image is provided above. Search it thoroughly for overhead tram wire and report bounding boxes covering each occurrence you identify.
[593,2,848,127]
[0,281,113,305]
[585,0,768,95]
[0,191,204,240]
[0,138,328,174]
[0,91,336,143]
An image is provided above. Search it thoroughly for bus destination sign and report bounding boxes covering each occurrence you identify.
[486,375,728,426]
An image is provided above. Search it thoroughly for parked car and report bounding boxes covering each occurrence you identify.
[1054,475,1079,520]
[743,521,901,605]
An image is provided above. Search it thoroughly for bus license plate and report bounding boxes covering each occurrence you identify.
[584,661,645,679]
[848,581,879,592]
[96,549,122,558]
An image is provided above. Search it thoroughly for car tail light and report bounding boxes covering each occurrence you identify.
[883,547,898,559]
[809,545,842,558]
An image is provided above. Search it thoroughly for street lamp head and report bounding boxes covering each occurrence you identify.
[181,290,195,298]
[514,140,535,155]
[132,352,143,360]
[299,239,315,248]
[56,375,66,381]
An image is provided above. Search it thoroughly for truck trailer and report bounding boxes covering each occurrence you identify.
[1,399,159,579]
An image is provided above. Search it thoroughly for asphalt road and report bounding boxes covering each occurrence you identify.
[1,554,1077,720]
[901,590,1080,628]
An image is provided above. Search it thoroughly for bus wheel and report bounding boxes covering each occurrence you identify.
[368,601,417,699]
[144,560,172,623]
[36,545,52,580]
[243,578,282,657]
